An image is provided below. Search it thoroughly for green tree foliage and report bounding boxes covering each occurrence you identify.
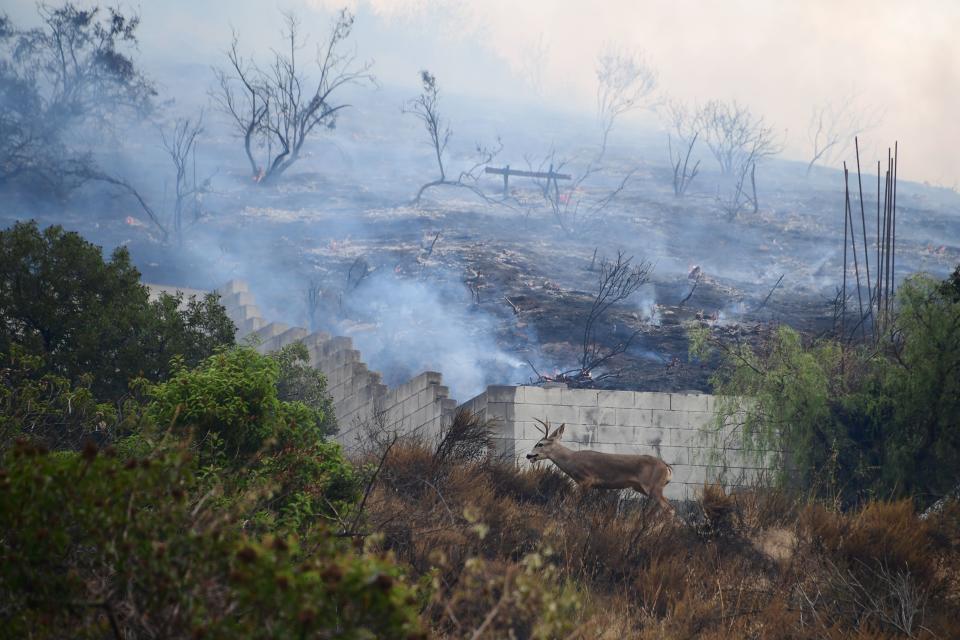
[148,346,354,531]
[690,270,960,505]
[272,341,338,437]
[0,221,235,403]
[0,442,422,638]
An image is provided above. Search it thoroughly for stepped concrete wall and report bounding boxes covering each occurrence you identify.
[460,385,770,500]
[149,280,777,500]
[215,280,457,450]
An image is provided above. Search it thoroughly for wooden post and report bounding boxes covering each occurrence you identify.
[503,164,509,195]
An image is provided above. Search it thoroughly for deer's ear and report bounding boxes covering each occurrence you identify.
[552,424,566,440]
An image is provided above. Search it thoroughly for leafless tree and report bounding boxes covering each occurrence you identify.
[692,100,780,219]
[595,47,657,160]
[716,159,758,220]
[211,34,268,179]
[519,33,549,97]
[211,10,374,184]
[579,251,651,378]
[528,150,635,235]
[0,4,163,234]
[405,69,503,205]
[806,98,883,175]
[664,101,701,197]
[695,100,781,175]
[160,114,208,244]
[305,279,322,332]
[530,251,651,387]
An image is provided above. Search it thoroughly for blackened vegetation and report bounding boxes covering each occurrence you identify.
[212,10,375,184]
[405,69,504,205]
[0,4,157,223]
[529,251,652,387]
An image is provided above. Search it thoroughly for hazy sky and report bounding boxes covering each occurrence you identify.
[6,0,959,185]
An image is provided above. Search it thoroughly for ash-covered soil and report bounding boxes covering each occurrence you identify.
[6,127,958,400]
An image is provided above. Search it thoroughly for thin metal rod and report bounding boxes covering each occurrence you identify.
[842,166,849,339]
[845,164,865,342]
[855,138,873,340]
[884,152,893,319]
[876,160,881,318]
[891,141,898,300]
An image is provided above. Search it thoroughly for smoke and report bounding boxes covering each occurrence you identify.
[331,270,526,400]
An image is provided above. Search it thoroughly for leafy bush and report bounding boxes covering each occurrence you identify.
[272,342,338,437]
[148,346,356,531]
[690,269,960,504]
[0,441,422,638]
[1,345,115,449]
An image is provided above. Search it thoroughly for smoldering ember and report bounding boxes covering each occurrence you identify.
[1,2,959,638]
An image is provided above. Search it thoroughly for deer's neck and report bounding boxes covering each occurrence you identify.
[545,444,581,478]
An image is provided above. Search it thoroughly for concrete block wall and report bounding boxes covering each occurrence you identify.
[151,280,778,500]
[215,280,457,450]
[460,385,777,500]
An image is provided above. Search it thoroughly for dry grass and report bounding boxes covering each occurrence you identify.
[352,439,960,638]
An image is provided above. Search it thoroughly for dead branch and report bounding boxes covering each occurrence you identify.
[405,70,509,207]
[211,10,374,183]
[596,46,658,160]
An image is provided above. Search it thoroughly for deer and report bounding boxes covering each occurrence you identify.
[525,419,674,513]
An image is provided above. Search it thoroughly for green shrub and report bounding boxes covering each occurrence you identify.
[690,268,960,505]
[0,442,422,638]
[148,346,358,531]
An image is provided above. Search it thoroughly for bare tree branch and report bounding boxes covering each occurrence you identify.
[595,46,657,160]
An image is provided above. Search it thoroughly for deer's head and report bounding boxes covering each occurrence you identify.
[526,420,566,463]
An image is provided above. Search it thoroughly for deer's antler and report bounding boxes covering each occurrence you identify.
[534,418,551,438]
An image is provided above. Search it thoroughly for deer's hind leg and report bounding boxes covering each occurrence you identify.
[647,484,674,515]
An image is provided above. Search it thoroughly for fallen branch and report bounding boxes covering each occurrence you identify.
[755,274,784,311]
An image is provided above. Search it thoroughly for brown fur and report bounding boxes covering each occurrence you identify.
[526,421,674,513]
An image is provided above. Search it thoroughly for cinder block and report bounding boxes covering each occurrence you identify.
[517,421,547,440]
[543,404,578,425]
[666,427,702,447]
[238,316,265,336]
[222,291,255,309]
[651,409,687,429]
[219,279,249,295]
[561,388,597,406]
[615,407,652,427]
[579,406,600,425]
[597,390,635,409]
[667,464,706,485]
[685,411,715,430]
[561,424,592,444]
[635,426,666,446]
[485,401,513,422]
[597,407,618,426]
[253,322,289,340]
[670,393,710,412]
[572,424,597,446]
[658,445,688,465]
[519,386,546,403]
[634,392,671,410]
[596,425,637,444]
[540,387,565,405]
[276,327,309,348]
[515,403,546,422]
[485,385,517,403]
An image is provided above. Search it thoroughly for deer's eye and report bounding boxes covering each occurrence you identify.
[534,443,542,448]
